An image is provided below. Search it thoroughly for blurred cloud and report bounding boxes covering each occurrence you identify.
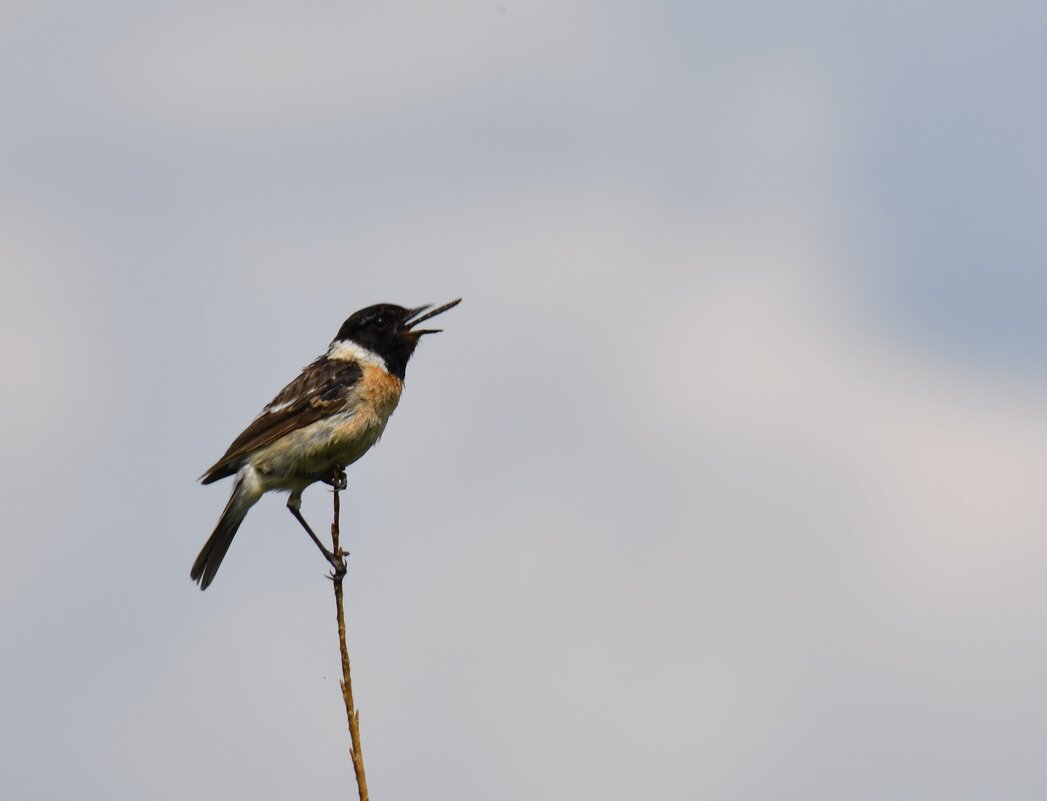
[659,264,1047,592]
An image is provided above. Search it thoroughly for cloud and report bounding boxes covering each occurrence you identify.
[656,258,1047,601]
[91,1,645,139]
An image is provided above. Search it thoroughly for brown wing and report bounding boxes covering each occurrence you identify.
[200,358,363,484]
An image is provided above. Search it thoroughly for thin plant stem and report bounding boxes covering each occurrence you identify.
[330,481,369,801]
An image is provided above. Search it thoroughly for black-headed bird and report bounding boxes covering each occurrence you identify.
[191,299,461,589]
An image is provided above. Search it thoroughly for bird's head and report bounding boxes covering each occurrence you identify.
[332,298,462,378]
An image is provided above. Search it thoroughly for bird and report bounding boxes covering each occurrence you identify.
[191,298,461,590]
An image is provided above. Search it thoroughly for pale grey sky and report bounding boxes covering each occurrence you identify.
[3,3,1046,800]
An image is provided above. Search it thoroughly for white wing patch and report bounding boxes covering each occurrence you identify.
[264,392,314,415]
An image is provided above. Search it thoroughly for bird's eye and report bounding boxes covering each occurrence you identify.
[373,314,388,330]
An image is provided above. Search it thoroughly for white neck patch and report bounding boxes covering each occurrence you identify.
[327,339,388,370]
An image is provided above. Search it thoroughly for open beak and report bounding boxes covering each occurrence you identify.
[403,298,462,335]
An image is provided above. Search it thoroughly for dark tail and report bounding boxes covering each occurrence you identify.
[192,475,260,590]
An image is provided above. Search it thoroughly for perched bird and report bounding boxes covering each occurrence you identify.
[191,299,461,590]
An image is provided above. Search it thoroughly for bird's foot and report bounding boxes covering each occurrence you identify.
[322,468,348,491]
[326,550,348,581]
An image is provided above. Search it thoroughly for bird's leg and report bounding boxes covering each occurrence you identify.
[287,489,344,572]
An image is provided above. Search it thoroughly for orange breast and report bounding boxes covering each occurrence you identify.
[327,364,403,454]
[357,364,403,419]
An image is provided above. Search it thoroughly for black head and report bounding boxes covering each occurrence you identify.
[332,299,461,379]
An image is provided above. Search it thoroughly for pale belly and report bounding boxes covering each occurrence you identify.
[250,407,392,486]
[246,361,403,489]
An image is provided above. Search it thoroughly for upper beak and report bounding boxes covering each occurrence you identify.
[403,298,462,335]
